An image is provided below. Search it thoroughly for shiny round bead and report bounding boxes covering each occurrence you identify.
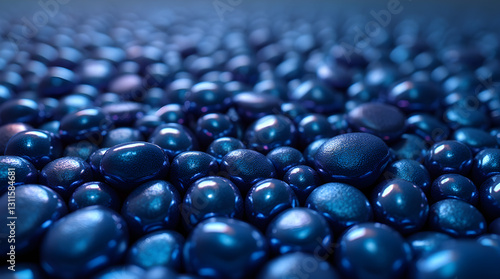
[245,115,296,153]
[102,127,144,148]
[0,156,37,194]
[134,115,165,138]
[72,84,99,100]
[69,182,120,212]
[121,180,180,237]
[266,208,332,255]
[0,185,66,254]
[181,176,243,229]
[431,174,478,205]
[297,114,335,148]
[184,82,231,118]
[127,230,184,271]
[149,123,198,160]
[155,104,186,125]
[196,113,237,147]
[444,104,490,130]
[93,265,145,279]
[100,142,169,191]
[0,84,12,105]
[183,217,268,279]
[245,178,298,230]
[102,102,146,127]
[425,140,473,177]
[232,92,281,124]
[314,133,391,188]
[220,149,276,193]
[59,108,111,143]
[390,134,428,162]
[335,222,409,279]
[63,141,98,161]
[472,148,500,185]
[372,179,429,234]
[407,114,450,143]
[347,103,407,142]
[306,182,372,233]
[0,99,40,126]
[387,80,441,113]
[256,252,339,279]
[266,147,305,178]
[108,74,142,101]
[80,59,115,89]
[0,123,32,155]
[289,80,344,114]
[303,138,328,166]
[453,127,497,154]
[283,165,320,205]
[40,206,128,279]
[406,231,453,259]
[5,130,62,169]
[39,120,60,135]
[206,137,245,162]
[383,159,431,192]
[53,94,93,120]
[40,156,93,199]
[428,198,486,237]
[479,175,500,220]
[169,151,219,193]
[38,67,76,97]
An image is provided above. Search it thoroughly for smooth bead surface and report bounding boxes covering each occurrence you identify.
[390,134,428,162]
[149,123,198,160]
[93,265,145,279]
[387,80,441,113]
[102,128,144,148]
[428,198,486,237]
[88,148,108,180]
[297,114,335,148]
[155,104,186,125]
[102,102,145,127]
[206,137,245,162]
[170,151,219,193]
[0,123,32,155]
[266,146,305,178]
[472,148,500,185]
[283,165,320,204]
[303,138,328,166]
[127,230,184,270]
[431,174,478,205]
[196,113,237,147]
[245,115,296,154]
[232,93,281,124]
[407,114,450,143]
[69,181,120,212]
[40,156,93,199]
[453,127,498,154]
[425,140,473,178]
[5,130,62,169]
[0,99,40,126]
[59,108,111,143]
[63,141,98,161]
[0,155,37,194]
[184,82,232,118]
[479,175,500,220]
[256,252,339,279]
[383,159,431,192]
[290,80,344,114]
[406,231,453,259]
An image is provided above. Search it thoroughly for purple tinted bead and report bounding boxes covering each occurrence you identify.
[387,80,442,113]
[102,102,146,127]
[88,148,109,180]
[102,127,144,148]
[232,92,281,124]
[59,108,111,143]
[289,80,344,114]
[0,123,32,155]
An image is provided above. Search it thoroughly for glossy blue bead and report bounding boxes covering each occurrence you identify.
[102,102,146,127]
[297,114,336,148]
[407,114,450,143]
[93,265,145,279]
[335,222,409,279]
[144,267,178,279]
[220,149,276,193]
[390,134,428,162]
[5,129,62,169]
[245,115,296,154]
[183,217,268,279]
[387,80,441,113]
[184,82,231,118]
[256,252,340,279]
[372,179,429,234]
[479,175,500,220]
[306,182,372,233]
[477,234,500,251]
[428,198,486,237]
[0,123,32,155]
[290,80,344,114]
[266,208,332,255]
[155,104,186,125]
[101,127,144,148]
[0,156,37,194]
[69,181,120,212]
[303,138,328,167]
[40,206,128,279]
[121,180,180,237]
[63,141,98,161]
[88,148,108,180]
[431,174,478,205]
[280,102,309,123]
[196,113,237,147]
[149,123,198,160]
[314,133,391,189]
[266,146,305,178]
[52,94,94,121]
[383,159,431,192]
[425,140,473,178]
[283,165,320,205]
[40,156,93,199]
[134,115,165,138]
[100,142,169,191]
[126,230,184,271]
[58,108,111,143]
[0,98,41,126]
[232,92,281,124]
[0,263,47,279]
[0,184,67,255]
[453,127,498,154]
[444,103,490,130]
[170,151,219,193]
[206,137,245,162]
[181,176,243,229]
[38,66,76,97]
[406,231,453,259]
[472,148,500,185]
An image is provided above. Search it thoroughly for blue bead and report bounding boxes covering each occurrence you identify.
[69,182,120,212]
[245,115,297,154]
[121,180,180,237]
[280,102,309,123]
[314,133,391,189]
[256,252,340,279]
[100,142,169,191]
[0,263,46,279]
[59,108,111,143]
[290,80,344,114]
[477,234,500,251]
[0,184,67,254]
[220,149,276,193]
[144,267,178,279]
[303,138,328,167]
[102,102,146,127]
[425,140,473,178]
[428,199,486,237]
[196,113,237,147]
[372,179,429,234]
[0,123,32,155]
[335,222,410,279]
[479,175,500,220]
[206,137,245,162]
[0,99,41,126]
[183,217,268,279]
[406,231,453,259]
[126,230,184,271]
[387,80,441,113]
[102,127,144,148]
[390,134,428,162]
[444,103,490,130]
[63,141,98,161]
[266,208,332,255]
[407,114,450,143]
[155,104,186,125]
[489,218,500,234]
[134,115,165,138]
[88,148,108,180]
[40,156,93,199]
[40,206,128,279]
[453,127,498,154]
[180,176,243,229]
[4,129,62,169]
[149,123,198,160]
[266,146,305,178]
[39,120,61,134]
[283,165,320,205]
[0,156,37,194]
[38,67,76,97]
[306,182,372,234]
[53,94,93,120]
[431,174,478,205]
[232,92,281,124]
[184,82,231,118]
[384,159,431,192]
[297,114,336,148]
[169,151,219,193]
[93,265,145,279]
[472,148,500,185]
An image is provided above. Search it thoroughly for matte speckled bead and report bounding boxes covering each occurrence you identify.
[180,176,243,229]
[383,159,431,192]
[100,142,169,191]
[40,156,93,199]
[0,123,32,155]
[69,181,120,212]
[431,174,478,205]
[93,265,145,279]
[283,165,320,205]
[425,140,473,178]
[256,252,339,279]
[184,82,232,118]
[63,141,98,161]
[183,217,268,279]
[126,230,184,271]
[196,113,237,148]
[149,123,198,160]
[428,198,486,237]
[0,155,37,194]
[335,222,409,279]
[479,175,500,220]
[453,127,498,154]
[121,180,180,237]
[245,115,297,154]
[0,98,40,126]
[0,184,67,255]
[407,114,450,143]
[206,137,245,162]
[266,208,332,255]
[169,151,219,194]
[102,127,144,148]
[406,231,453,259]
[5,130,62,169]
[472,148,500,186]
[40,206,128,279]
[303,138,328,167]
[58,108,111,143]
[266,146,305,178]
[390,134,428,162]
[314,133,391,189]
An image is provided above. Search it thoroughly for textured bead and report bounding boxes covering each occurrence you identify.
[245,115,296,154]
[428,198,486,237]
[40,156,93,199]
[0,155,37,194]
[425,140,473,178]
[390,134,428,162]
[63,141,98,161]
[169,151,219,194]
[102,127,144,148]
[431,174,478,205]
[68,181,120,212]
[383,159,431,192]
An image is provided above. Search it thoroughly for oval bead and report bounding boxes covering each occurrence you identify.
[431,174,478,205]
[169,151,219,193]
[5,130,63,169]
[68,181,120,212]
[40,156,93,199]
[245,115,297,154]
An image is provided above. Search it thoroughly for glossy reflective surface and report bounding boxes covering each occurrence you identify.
[431,174,478,205]
[169,151,219,193]
[428,198,486,237]
[384,159,431,192]
[5,129,62,169]
[266,147,305,178]
[149,123,198,160]
[479,175,500,220]
[40,156,93,199]
[256,252,339,279]
[0,155,37,194]
[425,140,473,178]
[69,181,120,212]
[245,115,297,154]
[283,165,320,204]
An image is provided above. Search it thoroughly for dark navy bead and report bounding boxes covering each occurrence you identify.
[166,78,193,104]
[69,181,120,212]
[100,142,169,191]
[79,59,115,89]
[122,180,180,237]
[95,93,121,107]
[184,82,231,118]
[155,104,186,125]
[40,206,128,279]
[39,120,60,134]
[102,127,144,148]
[169,151,219,193]
[489,217,500,234]
[108,74,143,101]
[289,80,344,114]
[0,98,40,127]
[303,138,328,167]
[390,134,428,162]
[245,115,296,153]
[256,252,340,279]
[428,198,486,237]
[183,217,268,279]
[72,84,99,100]
[134,115,165,138]
[102,102,146,127]
[206,137,245,162]
[431,174,478,205]
[479,175,500,220]
[407,114,450,143]
[126,230,184,270]
[232,92,281,124]
[477,234,500,251]
[314,133,391,189]
[63,141,98,161]
[144,267,178,279]
[297,114,335,148]
[180,176,243,229]
[38,67,76,97]
[335,223,409,279]
[0,156,37,194]
[472,148,500,185]
[266,208,332,255]
[444,103,490,130]
[58,108,111,143]
[425,140,473,177]
[40,156,93,199]
[306,182,372,233]
[283,165,320,205]
[0,263,47,279]
[0,184,67,254]
[383,159,431,192]
[88,148,108,180]
[406,231,453,259]
[245,178,298,230]
[220,149,276,193]
[0,123,32,155]
[196,113,237,147]
[280,102,309,123]
[387,80,441,113]
[93,265,145,279]
[266,147,305,178]
[5,130,62,169]
[149,123,198,160]
[372,179,429,234]
[453,127,497,154]
[53,94,93,120]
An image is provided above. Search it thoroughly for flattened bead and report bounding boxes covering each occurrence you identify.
[40,156,93,199]
[428,199,486,237]
[347,103,406,142]
[256,252,339,279]
[69,181,120,212]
